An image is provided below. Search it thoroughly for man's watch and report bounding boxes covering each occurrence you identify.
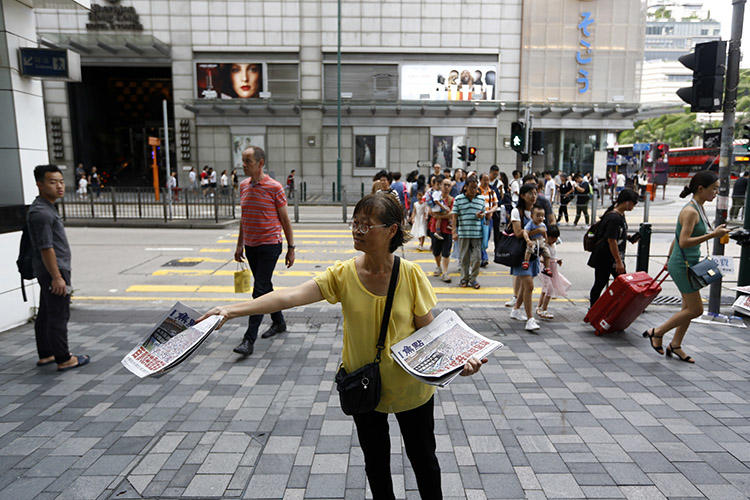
[288,245,295,249]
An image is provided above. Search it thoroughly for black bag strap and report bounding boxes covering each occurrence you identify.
[375,255,400,363]
[676,200,712,263]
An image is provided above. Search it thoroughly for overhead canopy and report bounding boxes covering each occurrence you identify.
[38,32,171,64]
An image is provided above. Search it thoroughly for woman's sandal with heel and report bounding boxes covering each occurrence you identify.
[642,328,664,355]
[666,344,694,363]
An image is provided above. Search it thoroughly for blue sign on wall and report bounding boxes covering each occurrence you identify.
[633,143,650,152]
[18,48,81,80]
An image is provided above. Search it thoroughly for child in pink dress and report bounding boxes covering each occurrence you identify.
[537,226,570,319]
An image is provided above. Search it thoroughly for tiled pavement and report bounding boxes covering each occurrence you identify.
[0,303,748,499]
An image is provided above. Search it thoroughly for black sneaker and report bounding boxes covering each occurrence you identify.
[233,339,254,356]
[261,322,287,339]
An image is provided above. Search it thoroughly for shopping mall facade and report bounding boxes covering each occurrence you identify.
[34,0,645,192]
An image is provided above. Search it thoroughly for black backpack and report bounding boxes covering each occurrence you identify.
[583,220,602,252]
[16,224,34,301]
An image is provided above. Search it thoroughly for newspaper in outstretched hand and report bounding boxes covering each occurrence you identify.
[121,302,222,378]
[391,309,503,387]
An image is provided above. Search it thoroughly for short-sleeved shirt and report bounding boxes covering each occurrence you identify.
[588,211,627,268]
[314,258,438,413]
[27,196,71,276]
[576,181,590,204]
[524,219,546,241]
[240,175,287,247]
[453,193,484,239]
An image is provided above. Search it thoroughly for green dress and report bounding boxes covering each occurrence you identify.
[667,202,707,294]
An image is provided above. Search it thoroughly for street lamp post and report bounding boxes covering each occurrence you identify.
[336,0,342,202]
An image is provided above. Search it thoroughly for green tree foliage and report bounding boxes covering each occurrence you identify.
[619,69,750,146]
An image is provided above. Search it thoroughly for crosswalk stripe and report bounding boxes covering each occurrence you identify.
[126,284,531,295]
[73,295,588,303]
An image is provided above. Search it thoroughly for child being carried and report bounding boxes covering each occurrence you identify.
[522,204,552,276]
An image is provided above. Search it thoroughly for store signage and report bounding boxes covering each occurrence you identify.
[196,63,266,99]
[400,64,497,101]
[577,12,593,94]
[18,48,81,81]
[87,2,143,31]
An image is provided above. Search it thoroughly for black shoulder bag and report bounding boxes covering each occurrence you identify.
[335,256,400,415]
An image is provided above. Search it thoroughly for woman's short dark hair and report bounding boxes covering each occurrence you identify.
[353,192,412,253]
[373,169,389,182]
[680,170,718,198]
[517,183,537,211]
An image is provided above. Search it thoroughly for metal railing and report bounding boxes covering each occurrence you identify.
[59,186,236,222]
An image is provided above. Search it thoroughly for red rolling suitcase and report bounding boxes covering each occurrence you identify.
[584,268,669,335]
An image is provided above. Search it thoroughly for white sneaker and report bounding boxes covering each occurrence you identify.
[525,317,541,331]
[505,296,517,307]
[510,308,527,321]
[433,267,441,276]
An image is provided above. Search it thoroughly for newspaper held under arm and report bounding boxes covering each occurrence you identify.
[391,309,503,387]
[121,301,222,378]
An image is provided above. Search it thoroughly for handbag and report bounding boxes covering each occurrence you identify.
[677,200,723,289]
[494,217,534,267]
[334,256,400,415]
[234,262,252,293]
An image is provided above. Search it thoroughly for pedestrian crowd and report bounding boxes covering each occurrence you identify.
[21,151,734,499]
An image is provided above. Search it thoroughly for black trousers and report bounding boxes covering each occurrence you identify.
[35,269,72,363]
[352,396,441,500]
[590,262,620,307]
[574,204,590,225]
[557,203,569,223]
[243,243,284,343]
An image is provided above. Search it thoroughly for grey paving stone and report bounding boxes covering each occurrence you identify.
[243,473,288,499]
[183,474,231,497]
[303,473,347,498]
[55,475,113,500]
[536,473,585,498]
[603,462,653,486]
[83,454,135,475]
[0,477,54,500]
[648,472,704,497]
[197,452,243,474]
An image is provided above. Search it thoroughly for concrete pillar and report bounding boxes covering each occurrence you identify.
[557,129,565,172]
[299,0,323,192]
[0,0,52,331]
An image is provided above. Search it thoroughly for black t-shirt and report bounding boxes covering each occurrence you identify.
[587,211,627,268]
[576,181,590,204]
[559,181,574,204]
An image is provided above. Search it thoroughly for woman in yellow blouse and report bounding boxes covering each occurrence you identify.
[200,192,486,499]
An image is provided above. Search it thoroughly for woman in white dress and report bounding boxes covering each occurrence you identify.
[410,189,428,250]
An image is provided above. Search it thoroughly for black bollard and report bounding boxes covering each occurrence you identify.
[636,222,652,273]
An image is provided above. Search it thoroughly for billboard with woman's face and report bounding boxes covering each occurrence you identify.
[196,63,266,99]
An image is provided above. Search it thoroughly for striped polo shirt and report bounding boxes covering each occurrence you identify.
[240,175,287,247]
[453,193,484,239]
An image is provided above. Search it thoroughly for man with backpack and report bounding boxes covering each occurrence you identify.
[26,165,89,371]
[572,173,591,227]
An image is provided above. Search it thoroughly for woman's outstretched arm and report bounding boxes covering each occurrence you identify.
[198,280,324,329]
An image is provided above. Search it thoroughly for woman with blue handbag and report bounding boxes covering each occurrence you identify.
[643,171,730,363]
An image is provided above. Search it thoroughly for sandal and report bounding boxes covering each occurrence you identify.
[36,358,55,367]
[470,281,480,289]
[57,354,90,372]
[666,344,694,363]
[459,281,468,288]
[642,329,664,355]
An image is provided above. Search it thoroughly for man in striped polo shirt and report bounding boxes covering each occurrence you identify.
[233,146,296,356]
[452,176,485,289]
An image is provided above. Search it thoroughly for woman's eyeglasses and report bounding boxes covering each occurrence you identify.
[349,222,387,234]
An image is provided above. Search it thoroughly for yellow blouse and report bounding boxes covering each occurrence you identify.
[314,257,438,413]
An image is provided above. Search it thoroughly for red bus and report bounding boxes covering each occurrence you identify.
[668,146,749,179]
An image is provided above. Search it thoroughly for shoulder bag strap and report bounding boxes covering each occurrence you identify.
[375,256,401,362]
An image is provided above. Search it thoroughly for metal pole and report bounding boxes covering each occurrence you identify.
[163,99,172,219]
[336,0,342,202]
[643,191,650,223]
[293,184,300,223]
[709,0,745,314]
[523,108,531,174]
[341,187,347,223]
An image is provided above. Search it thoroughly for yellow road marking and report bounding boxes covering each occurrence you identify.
[153,268,509,277]
[126,284,532,295]
[201,248,360,254]
[74,295,587,303]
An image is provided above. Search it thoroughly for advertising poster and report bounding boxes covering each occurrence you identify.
[196,63,266,99]
[401,64,497,101]
[432,136,453,170]
[355,135,376,168]
[232,135,265,174]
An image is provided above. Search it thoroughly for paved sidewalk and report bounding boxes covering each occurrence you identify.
[0,302,748,499]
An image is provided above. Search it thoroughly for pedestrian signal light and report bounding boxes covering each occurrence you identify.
[511,122,525,154]
[457,145,467,162]
[468,147,477,162]
[676,40,727,112]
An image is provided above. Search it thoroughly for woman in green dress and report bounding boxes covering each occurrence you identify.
[643,171,729,363]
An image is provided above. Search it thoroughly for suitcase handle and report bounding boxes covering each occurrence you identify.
[648,267,669,289]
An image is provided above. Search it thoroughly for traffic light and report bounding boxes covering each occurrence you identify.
[510,122,525,154]
[468,146,477,162]
[676,40,727,112]
[457,145,467,162]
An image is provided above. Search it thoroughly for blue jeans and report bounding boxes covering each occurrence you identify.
[481,219,491,264]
